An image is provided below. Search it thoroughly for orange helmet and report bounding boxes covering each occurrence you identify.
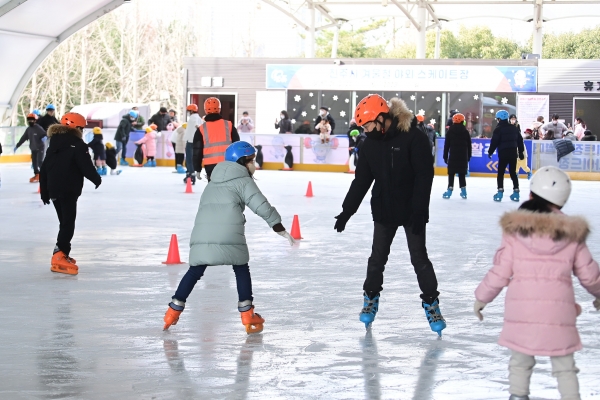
[26,113,36,120]
[204,97,221,114]
[354,94,389,127]
[149,123,158,130]
[452,113,465,124]
[186,104,198,112]
[416,114,425,122]
[61,112,86,128]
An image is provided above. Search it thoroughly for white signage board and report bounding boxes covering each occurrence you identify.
[517,94,549,133]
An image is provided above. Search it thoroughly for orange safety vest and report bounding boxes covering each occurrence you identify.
[199,119,233,165]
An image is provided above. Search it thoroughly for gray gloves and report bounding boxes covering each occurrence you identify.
[474,300,487,321]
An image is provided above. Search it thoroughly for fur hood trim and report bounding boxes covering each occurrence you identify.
[47,124,82,139]
[388,97,414,133]
[500,210,589,243]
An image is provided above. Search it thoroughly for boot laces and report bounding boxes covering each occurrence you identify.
[361,298,378,315]
[425,304,444,323]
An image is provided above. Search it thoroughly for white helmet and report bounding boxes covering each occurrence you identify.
[530,166,572,207]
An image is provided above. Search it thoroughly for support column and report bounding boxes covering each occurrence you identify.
[331,24,339,58]
[532,1,543,57]
[305,4,316,58]
[434,25,441,59]
[416,1,427,59]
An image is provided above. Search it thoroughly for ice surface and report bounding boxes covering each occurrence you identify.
[1,164,599,400]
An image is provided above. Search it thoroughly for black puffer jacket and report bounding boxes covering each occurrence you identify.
[114,115,133,142]
[39,125,101,201]
[489,119,524,159]
[16,124,47,152]
[37,114,60,131]
[443,123,472,172]
[148,112,172,132]
[275,118,293,134]
[87,134,106,160]
[341,98,434,226]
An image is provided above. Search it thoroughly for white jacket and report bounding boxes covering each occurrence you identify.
[184,113,203,143]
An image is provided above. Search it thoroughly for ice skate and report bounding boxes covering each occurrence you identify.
[442,188,453,199]
[508,395,529,400]
[176,165,186,174]
[101,166,107,175]
[29,174,39,183]
[119,158,129,166]
[510,189,520,202]
[493,188,504,202]
[183,174,196,185]
[110,170,122,175]
[50,251,78,275]
[422,299,446,337]
[527,171,532,180]
[460,187,467,199]
[359,292,379,329]
[239,302,264,334]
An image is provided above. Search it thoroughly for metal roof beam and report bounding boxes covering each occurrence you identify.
[319,0,600,4]
[260,0,309,30]
[425,1,440,25]
[0,0,28,18]
[390,0,421,30]
[0,28,57,41]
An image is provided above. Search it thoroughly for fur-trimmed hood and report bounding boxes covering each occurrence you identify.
[388,97,414,133]
[47,124,82,139]
[500,210,589,244]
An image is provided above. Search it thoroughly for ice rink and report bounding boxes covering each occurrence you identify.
[1,163,600,400]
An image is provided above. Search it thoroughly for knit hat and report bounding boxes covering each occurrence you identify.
[93,127,102,134]
[105,142,114,149]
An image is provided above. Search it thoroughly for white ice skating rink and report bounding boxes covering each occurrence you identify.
[1,163,599,400]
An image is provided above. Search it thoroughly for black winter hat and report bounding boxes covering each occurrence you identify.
[160,107,168,113]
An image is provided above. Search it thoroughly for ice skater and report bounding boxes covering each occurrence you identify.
[442,113,472,200]
[114,110,138,166]
[474,166,600,400]
[39,113,102,275]
[163,141,295,333]
[173,122,186,173]
[488,110,524,202]
[183,104,203,184]
[334,94,446,336]
[14,113,47,183]
[105,143,122,175]
[136,126,157,167]
[88,127,107,176]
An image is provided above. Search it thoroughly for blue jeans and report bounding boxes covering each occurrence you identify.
[173,264,253,303]
[116,140,127,159]
[185,142,194,174]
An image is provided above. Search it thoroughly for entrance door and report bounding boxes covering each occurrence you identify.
[574,98,600,136]
[189,93,237,123]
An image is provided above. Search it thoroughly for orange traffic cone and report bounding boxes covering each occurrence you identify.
[306,181,313,197]
[290,215,302,240]
[162,234,185,265]
[185,177,193,194]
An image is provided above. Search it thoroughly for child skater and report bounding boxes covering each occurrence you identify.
[173,123,186,174]
[442,113,471,199]
[88,127,107,176]
[317,118,331,144]
[163,141,296,334]
[474,166,600,400]
[136,126,157,167]
[105,143,122,175]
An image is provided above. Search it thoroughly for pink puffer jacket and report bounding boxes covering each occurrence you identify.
[136,131,157,157]
[475,210,600,357]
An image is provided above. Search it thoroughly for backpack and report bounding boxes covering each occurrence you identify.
[532,127,540,140]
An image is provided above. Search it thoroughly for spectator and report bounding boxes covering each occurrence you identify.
[574,118,586,141]
[347,119,364,150]
[131,106,145,130]
[544,129,555,140]
[238,111,254,127]
[169,109,178,125]
[446,109,459,130]
[294,120,313,134]
[37,104,60,132]
[315,107,335,134]
[523,128,533,140]
[148,107,172,133]
[509,114,521,134]
[531,116,544,139]
[237,113,255,133]
[542,114,568,139]
[275,110,292,134]
[316,118,331,144]
[581,130,597,141]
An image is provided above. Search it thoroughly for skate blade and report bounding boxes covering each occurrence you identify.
[245,323,263,334]
[50,265,78,275]
[365,322,372,330]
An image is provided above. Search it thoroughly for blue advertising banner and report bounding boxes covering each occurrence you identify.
[435,138,533,174]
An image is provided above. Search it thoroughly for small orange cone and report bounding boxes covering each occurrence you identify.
[162,234,185,265]
[306,181,313,197]
[290,215,302,240]
[185,177,193,194]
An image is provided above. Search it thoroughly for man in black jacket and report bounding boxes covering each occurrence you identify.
[488,110,524,202]
[40,113,102,275]
[148,107,172,132]
[314,107,336,134]
[334,95,446,336]
[114,111,138,165]
[36,104,60,131]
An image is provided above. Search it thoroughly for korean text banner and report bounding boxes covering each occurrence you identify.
[267,65,537,93]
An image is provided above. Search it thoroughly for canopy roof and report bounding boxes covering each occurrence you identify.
[0,0,126,124]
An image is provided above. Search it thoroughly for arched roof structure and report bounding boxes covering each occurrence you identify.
[0,0,127,124]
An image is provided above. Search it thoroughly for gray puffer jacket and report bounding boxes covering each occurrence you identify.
[189,161,282,266]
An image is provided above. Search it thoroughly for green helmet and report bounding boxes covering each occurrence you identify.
[350,129,360,137]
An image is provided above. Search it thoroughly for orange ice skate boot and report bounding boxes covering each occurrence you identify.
[50,251,78,275]
[29,174,39,183]
[164,299,185,330]
[239,301,265,334]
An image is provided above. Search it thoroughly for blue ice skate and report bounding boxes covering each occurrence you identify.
[493,189,504,202]
[101,166,107,176]
[460,187,467,199]
[176,165,186,174]
[120,158,129,166]
[510,189,520,202]
[442,188,453,199]
[359,293,379,330]
[423,299,446,337]
[466,169,470,177]
[527,171,532,180]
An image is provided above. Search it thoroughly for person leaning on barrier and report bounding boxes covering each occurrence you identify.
[581,130,597,142]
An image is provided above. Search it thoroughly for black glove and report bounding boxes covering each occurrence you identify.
[408,214,426,236]
[334,212,352,233]
[443,158,448,165]
[95,179,102,189]
[488,153,493,159]
[519,152,524,160]
[41,195,50,205]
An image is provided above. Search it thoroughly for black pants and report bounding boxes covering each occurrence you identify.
[447,170,466,189]
[52,196,78,256]
[205,164,217,181]
[497,156,519,190]
[31,150,44,175]
[174,264,253,303]
[363,222,440,304]
[175,153,184,166]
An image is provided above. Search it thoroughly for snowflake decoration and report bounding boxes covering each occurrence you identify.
[429,119,436,125]
[301,111,307,117]
[291,119,296,124]
[410,95,416,101]
[501,97,509,104]
[322,94,325,97]
[340,111,346,117]
[396,93,399,96]
[294,95,301,102]
[312,118,316,121]
[333,95,338,101]
[473,94,479,100]
[418,109,425,116]
[345,98,350,103]
[309,92,314,97]
[436,97,441,102]
[293,108,296,111]
[409,110,413,113]
[490,109,494,113]
[459,99,462,102]
[421,96,425,99]
[311,104,316,110]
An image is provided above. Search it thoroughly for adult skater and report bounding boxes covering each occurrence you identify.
[442,113,472,200]
[39,113,102,275]
[114,110,138,166]
[14,113,47,183]
[183,104,202,184]
[193,97,240,181]
[333,94,446,336]
[488,110,524,202]
[163,141,295,333]
[474,166,600,400]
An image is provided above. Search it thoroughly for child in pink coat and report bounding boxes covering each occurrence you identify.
[474,166,600,400]
[136,127,157,167]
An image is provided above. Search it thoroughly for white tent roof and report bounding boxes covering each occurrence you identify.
[0,0,126,124]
